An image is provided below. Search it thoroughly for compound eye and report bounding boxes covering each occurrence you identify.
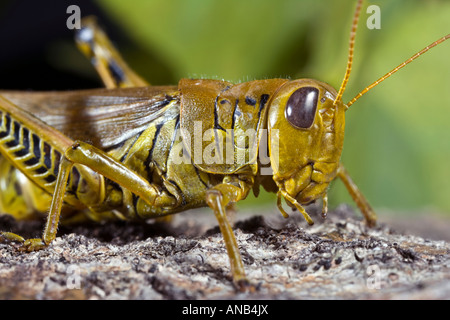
[285,87,319,129]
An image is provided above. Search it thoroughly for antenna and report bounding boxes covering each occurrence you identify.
[333,0,364,107]
[346,34,450,108]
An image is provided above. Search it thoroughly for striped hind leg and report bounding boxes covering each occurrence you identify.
[0,156,52,220]
[75,17,149,89]
[0,96,177,251]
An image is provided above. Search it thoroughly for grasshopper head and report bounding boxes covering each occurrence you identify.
[267,79,346,205]
[265,0,449,220]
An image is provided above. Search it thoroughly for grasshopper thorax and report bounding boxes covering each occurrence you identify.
[267,79,346,205]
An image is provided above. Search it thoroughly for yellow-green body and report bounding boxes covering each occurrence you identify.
[0,76,345,224]
[0,6,374,289]
[0,86,206,222]
[1,0,446,289]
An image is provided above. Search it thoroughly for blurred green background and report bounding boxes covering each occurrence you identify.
[0,0,449,218]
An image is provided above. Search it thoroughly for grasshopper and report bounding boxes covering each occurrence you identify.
[0,0,448,289]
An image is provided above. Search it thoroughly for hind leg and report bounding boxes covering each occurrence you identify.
[0,156,52,220]
[75,17,149,88]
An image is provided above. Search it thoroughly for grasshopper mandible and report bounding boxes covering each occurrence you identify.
[0,0,448,289]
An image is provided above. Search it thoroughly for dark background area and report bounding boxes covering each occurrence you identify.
[0,0,174,90]
[0,0,105,90]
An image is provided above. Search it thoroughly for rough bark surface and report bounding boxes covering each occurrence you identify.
[0,204,449,300]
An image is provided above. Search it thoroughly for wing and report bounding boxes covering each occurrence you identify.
[1,86,179,150]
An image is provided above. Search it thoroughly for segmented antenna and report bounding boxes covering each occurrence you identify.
[333,0,364,107]
[346,34,450,108]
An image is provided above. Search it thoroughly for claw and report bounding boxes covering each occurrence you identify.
[234,278,258,293]
[18,238,47,252]
[0,232,46,252]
